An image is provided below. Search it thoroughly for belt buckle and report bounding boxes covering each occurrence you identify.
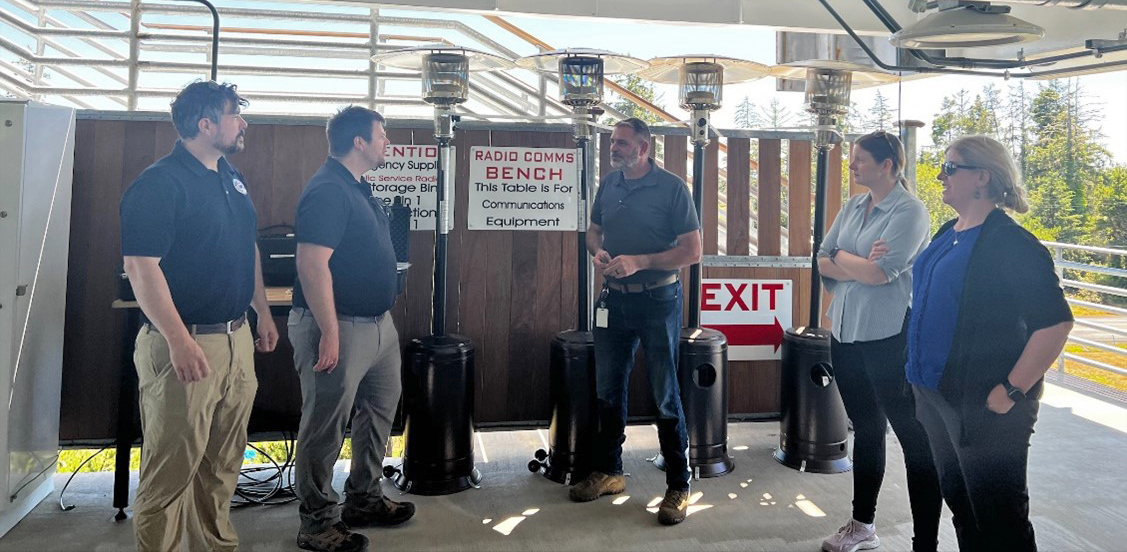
[225,320,235,334]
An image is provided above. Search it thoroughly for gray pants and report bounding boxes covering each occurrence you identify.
[289,307,402,533]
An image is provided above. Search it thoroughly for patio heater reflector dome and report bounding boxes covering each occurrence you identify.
[640,56,770,111]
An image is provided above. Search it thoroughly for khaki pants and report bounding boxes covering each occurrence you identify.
[132,323,257,552]
[289,307,402,534]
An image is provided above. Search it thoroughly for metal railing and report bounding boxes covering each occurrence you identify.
[1045,241,1127,382]
[0,0,576,117]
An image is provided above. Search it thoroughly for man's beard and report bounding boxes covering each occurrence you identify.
[216,132,244,155]
[610,149,640,170]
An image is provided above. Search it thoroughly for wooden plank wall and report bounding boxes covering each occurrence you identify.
[62,118,846,441]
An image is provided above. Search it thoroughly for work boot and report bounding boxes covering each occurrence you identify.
[341,495,416,527]
[296,522,368,552]
[568,471,626,502]
[657,488,690,525]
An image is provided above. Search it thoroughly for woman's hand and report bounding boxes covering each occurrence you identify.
[986,384,1016,414]
[868,239,889,262]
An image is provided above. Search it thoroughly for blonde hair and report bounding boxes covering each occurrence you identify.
[946,135,1029,213]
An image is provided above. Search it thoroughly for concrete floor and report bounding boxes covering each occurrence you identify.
[4,383,1126,551]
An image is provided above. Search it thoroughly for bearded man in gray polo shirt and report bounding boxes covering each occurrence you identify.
[568,118,702,526]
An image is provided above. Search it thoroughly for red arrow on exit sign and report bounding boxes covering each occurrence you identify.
[704,317,784,352]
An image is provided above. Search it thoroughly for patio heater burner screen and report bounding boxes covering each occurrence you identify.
[679,62,724,110]
[558,57,604,106]
[423,53,470,105]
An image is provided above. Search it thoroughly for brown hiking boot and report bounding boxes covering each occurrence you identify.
[657,489,690,525]
[568,471,626,502]
[341,495,416,527]
[296,521,368,552]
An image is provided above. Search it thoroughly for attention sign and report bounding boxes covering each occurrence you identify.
[365,145,455,231]
[468,146,578,231]
[699,279,793,361]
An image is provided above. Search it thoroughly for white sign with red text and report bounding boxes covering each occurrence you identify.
[468,146,578,231]
[700,279,792,361]
[363,144,456,231]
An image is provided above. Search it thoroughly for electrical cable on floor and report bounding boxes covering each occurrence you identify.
[58,446,109,511]
[232,434,298,507]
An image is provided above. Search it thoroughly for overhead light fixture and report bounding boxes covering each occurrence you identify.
[890,2,1045,49]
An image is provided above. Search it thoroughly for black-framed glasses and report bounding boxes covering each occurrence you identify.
[941,161,980,176]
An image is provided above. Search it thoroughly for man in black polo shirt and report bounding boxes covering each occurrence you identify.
[120,81,278,552]
[568,118,702,526]
[290,106,414,552]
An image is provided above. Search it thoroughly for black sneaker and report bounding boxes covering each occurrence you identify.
[296,521,368,552]
[341,495,416,527]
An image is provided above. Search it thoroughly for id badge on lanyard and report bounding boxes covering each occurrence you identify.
[595,284,609,328]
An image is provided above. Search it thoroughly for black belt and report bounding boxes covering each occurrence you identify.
[143,313,246,335]
[606,274,678,293]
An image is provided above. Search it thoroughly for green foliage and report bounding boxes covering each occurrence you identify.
[602,73,665,126]
[914,150,955,235]
[923,79,1120,250]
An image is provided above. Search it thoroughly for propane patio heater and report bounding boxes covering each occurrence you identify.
[769,60,896,473]
[639,56,770,479]
[516,48,649,484]
[371,45,512,494]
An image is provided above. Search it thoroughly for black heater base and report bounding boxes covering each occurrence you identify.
[531,330,596,485]
[395,334,481,495]
[653,328,734,479]
[774,326,852,474]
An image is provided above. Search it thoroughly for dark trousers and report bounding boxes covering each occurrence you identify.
[592,282,690,491]
[832,333,942,551]
[914,385,1038,552]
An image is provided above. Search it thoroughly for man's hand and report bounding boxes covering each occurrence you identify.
[314,331,340,373]
[604,254,645,279]
[986,384,1016,414]
[255,315,279,353]
[868,239,889,262]
[168,337,211,383]
[592,249,612,271]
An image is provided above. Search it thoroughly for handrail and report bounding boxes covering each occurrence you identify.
[1046,241,1127,387]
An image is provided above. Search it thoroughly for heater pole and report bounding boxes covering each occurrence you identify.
[687,108,711,328]
[432,106,455,337]
[576,132,592,331]
[809,146,830,329]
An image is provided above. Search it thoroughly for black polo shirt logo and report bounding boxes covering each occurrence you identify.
[233,177,248,195]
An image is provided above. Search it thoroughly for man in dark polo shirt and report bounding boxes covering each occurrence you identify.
[568,118,702,526]
[289,106,414,552]
[120,80,278,552]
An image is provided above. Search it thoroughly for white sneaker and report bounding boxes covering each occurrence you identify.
[821,519,880,552]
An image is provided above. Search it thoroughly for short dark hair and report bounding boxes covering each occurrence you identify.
[614,117,651,144]
[170,80,248,139]
[327,106,386,157]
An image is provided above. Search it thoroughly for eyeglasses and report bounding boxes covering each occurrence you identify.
[874,130,897,150]
[941,161,981,176]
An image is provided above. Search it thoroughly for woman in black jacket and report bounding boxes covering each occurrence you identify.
[906,135,1073,552]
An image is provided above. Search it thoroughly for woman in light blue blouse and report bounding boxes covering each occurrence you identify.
[817,131,941,552]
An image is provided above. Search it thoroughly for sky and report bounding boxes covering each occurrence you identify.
[499,13,1127,164]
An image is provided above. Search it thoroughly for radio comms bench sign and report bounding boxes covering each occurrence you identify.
[700,279,793,361]
[364,144,455,231]
[468,146,578,231]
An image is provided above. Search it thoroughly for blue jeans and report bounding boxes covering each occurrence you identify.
[593,282,690,491]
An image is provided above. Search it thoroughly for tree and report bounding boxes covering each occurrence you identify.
[733,96,760,129]
[759,98,793,129]
[603,73,665,125]
[865,90,896,131]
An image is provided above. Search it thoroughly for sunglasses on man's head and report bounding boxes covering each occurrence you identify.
[941,161,980,176]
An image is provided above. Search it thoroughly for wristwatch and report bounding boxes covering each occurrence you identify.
[1001,378,1026,402]
[828,248,842,263]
